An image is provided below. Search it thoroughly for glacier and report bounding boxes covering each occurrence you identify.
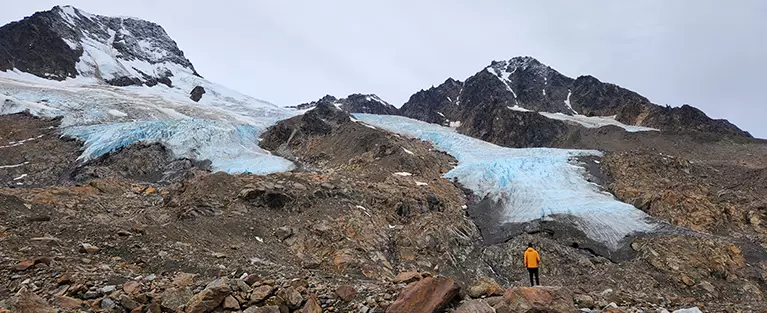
[354,114,656,249]
[0,67,300,174]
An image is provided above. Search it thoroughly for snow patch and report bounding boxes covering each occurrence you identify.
[107,109,128,117]
[564,90,577,114]
[542,89,546,96]
[0,162,30,169]
[402,147,414,155]
[539,112,658,132]
[13,174,28,180]
[449,121,462,128]
[415,182,428,186]
[393,172,412,177]
[507,105,532,112]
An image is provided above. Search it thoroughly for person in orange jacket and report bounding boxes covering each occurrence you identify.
[524,243,541,286]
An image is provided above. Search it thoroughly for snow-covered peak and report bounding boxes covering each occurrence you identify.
[0,5,197,85]
[488,56,557,80]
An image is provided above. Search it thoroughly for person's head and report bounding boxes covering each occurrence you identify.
[528,242,533,248]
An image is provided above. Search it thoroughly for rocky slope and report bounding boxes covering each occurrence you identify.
[399,57,752,142]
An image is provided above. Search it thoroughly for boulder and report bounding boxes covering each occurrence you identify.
[493,286,574,313]
[673,308,703,313]
[250,285,275,303]
[184,279,230,313]
[222,295,240,310]
[468,276,504,298]
[335,285,357,302]
[190,86,206,102]
[9,287,56,313]
[386,276,460,313]
[54,295,85,309]
[299,295,322,313]
[573,294,595,309]
[160,287,193,311]
[456,299,495,313]
[277,286,304,309]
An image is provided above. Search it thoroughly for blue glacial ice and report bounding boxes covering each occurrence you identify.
[354,114,656,249]
[64,119,295,174]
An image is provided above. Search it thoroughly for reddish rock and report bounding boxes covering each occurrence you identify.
[386,276,460,313]
[299,295,322,313]
[243,274,261,286]
[335,285,357,302]
[493,286,574,313]
[123,281,142,295]
[393,271,422,284]
[54,296,85,309]
[13,257,52,271]
[456,299,495,313]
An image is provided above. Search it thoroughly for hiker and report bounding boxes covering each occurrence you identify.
[524,243,541,286]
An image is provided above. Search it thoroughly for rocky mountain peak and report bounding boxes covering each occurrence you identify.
[290,93,398,115]
[0,5,198,86]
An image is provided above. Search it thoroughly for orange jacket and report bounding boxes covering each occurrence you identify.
[524,247,540,269]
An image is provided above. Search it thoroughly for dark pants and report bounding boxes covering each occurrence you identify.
[527,268,539,286]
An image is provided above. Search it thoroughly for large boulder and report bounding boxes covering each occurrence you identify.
[8,287,56,313]
[493,286,574,313]
[456,299,495,313]
[184,278,230,313]
[468,276,504,298]
[386,276,460,313]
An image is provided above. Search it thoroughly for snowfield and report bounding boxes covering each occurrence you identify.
[0,69,300,174]
[355,114,656,249]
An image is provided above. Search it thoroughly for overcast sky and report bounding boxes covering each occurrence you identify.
[1,1,765,138]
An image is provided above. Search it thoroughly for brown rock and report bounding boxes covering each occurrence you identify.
[222,295,240,310]
[54,295,85,309]
[244,306,281,313]
[335,285,357,302]
[250,285,275,303]
[468,276,504,298]
[243,274,261,286]
[130,305,145,313]
[456,299,494,313]
[123,281,142,295]
[9,287,56,313]
[173,272,197,288]
[393,271,422,284]
[493,286,574,313]
[57,273,74,285]
[277,286,304,310]
[160,287,194,311]
[120,294,140,310]
[13,257,52,271]
[299,295,322,313]
[602,307,628,313]
[386,276,460,313]
[184,278,230,313]
[79,243,100,254]
[573,294,595,309]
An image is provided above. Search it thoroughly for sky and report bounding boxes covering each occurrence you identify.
[1,1,765,138]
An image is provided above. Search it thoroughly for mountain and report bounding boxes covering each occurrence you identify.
[0,5,197,86]
[1,6,766,313]
[0,6,299,174]
[399,56,751,145]
[291,93,398,115]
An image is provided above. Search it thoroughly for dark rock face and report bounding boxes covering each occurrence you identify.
[398,56,752,144]
[190,86,206,102]
[70,143,211,184]
[0,5,199,85]
[0,8,81,80]
[290,94,398,115]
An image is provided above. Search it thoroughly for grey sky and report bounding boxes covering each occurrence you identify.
[1,1,765,138]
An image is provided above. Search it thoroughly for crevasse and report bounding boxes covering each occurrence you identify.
[354,114,655,249]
